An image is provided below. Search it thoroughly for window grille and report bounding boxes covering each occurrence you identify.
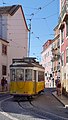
[2,65,7,75]
[2,44,7,55]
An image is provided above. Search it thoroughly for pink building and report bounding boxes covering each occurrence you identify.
[59,0,68,92]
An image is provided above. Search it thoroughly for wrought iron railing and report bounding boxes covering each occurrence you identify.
[59,3,68,24]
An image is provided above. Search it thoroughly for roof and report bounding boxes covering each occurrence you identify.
[10,57,44,69]
[53,24,59,31]
[0,5,29,31]
[43,39,53,47]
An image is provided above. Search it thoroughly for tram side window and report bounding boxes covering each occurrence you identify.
[25,69,32,81]
[38,71,44,81]
[16,69,24,81]
[34,70,36,81]
[10,69,15,81]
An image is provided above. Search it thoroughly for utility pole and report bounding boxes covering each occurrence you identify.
[28,19,31,57]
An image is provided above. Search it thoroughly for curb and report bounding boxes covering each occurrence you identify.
[52,92,68,108]
[52,92,65,106]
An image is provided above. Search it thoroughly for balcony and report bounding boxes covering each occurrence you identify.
[54,66,56,71]
[57,65,60,70]
[51,54,60,62]
[51,57,55,62]
[59,3,68,24]
[51,67,53,72]
[52,66,60,74]
[57,42,60,48]
[51,47,54,51]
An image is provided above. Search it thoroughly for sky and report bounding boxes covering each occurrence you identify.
[1,0,60,61]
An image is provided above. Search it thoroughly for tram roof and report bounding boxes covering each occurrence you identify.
[10,57,44,69]
[12,57,36,63]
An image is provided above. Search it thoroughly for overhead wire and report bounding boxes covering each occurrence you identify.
[25,0,57,59]
[31,31,42,43]
[28,12,59,20]
[28,0,56,19]
[2,0,6,5]
[39,0,56,9]
[0,0,58,59]
[0,12,58,23]
[26,0,57,43]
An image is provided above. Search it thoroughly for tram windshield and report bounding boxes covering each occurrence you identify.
[16,69,24,81]
[25,69,32,81]
[10,68,32,81]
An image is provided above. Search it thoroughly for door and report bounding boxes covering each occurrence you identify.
[34,70,36,94]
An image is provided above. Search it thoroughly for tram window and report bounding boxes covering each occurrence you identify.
[10,69,15,81]
[34,70,36,81]
[38,71,44,81]
[16,69,24,81]
[25,69,32,81]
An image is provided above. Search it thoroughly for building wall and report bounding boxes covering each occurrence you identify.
[0,15,7,39]
[59,0,68,92]
[0,39,9,86]
[0,7,28,81]
[0,42,1,79]
[51,25,61,87]
[60,23,68,91]
[41,40,53,88]
[4,8,28,59]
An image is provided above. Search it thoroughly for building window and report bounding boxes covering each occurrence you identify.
[61,29,64,44]
[2,65,7,75]
[66,48,68,63]
[64,73,66,79]
[57,40,60,48]
[2,44,7,55]
[66,20,68,36]
[61,53,64,66]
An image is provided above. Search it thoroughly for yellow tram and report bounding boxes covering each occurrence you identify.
[10,57,45,97]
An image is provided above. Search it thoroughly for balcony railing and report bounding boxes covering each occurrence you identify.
[51,47,54,51]
[57,42,60,48]
[57,66,60,70]
[51,66,60,74]
[59,3,68,24]
[51,67,53,71]
[54,66,56,71]
[51,54,60,62]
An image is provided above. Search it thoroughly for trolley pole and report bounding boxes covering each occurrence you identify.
[28,19,31,57]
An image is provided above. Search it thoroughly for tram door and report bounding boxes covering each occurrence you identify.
[10,69,16,92]
[34,70,36,94]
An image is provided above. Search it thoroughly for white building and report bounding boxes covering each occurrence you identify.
[0,5,29,82]
[41,40,53,88]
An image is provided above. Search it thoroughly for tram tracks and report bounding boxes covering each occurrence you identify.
[17,97,68,120]
[0,94,68,120]
[18,100,50,120]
